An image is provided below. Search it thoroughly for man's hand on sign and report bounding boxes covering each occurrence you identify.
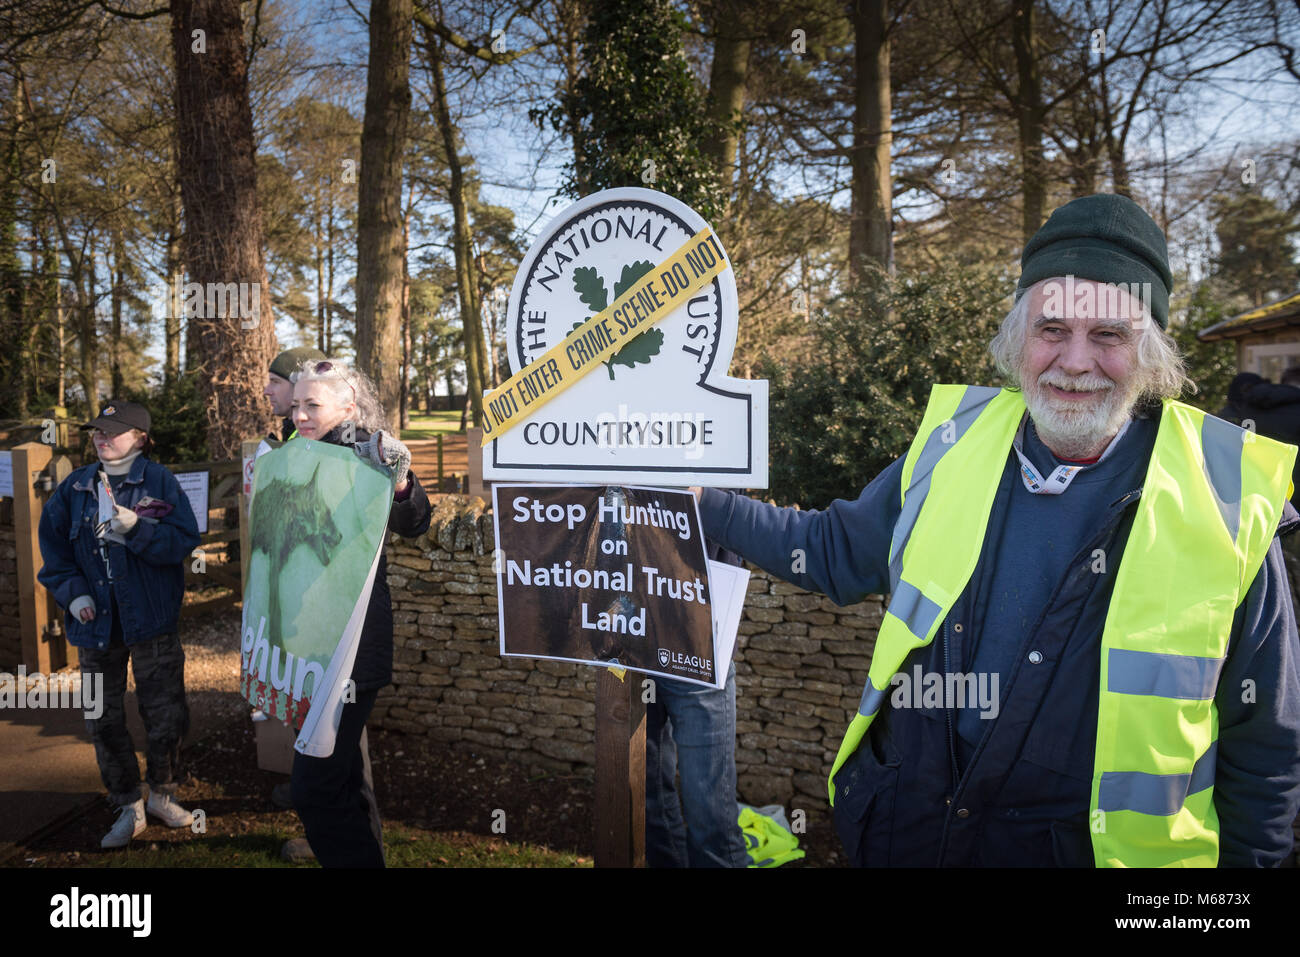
[689,486,702,502]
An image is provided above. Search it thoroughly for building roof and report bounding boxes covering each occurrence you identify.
[1198,290,1300,342]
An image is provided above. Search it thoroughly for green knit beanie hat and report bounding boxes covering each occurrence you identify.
[269,346,326,381]
[1015,194,1173,329]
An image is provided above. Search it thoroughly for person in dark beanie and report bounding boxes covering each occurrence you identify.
[1218,371,1300,502]
[693,194,1300,867]
[37,400,201,849]
[264,346,326,441]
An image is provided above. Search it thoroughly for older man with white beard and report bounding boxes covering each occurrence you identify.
[697,194,1300,867]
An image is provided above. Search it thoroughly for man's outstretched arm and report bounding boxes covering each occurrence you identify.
[697,456,904,607]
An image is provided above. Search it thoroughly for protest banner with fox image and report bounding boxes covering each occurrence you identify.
[240,439,393,757]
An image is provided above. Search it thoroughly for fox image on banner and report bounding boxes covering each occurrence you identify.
[240,440,393,757]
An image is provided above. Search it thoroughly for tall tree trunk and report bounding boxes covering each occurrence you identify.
[354,0,411,433]
[426,29,487,427]
[54,270,65,408]
[76,233,99,417]
[314,196,326,353]
[848,0,894,281]
[26,231,48,414]
[1,76,26,417]
[171,0,278,458]
[1106,132,1130,197]
[704,2,750,208]
[164,175,183,385]
[477,248,497,385]
[110,227,124,397]
[558,0,588,196]
[400,202,411,429]
[1012,0,1046,243]
[36,230,61,407]
[325,199,336,354]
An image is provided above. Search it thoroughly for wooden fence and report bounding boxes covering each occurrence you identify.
[1,428,470,671]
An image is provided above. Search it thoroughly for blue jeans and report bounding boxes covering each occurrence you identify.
[645,662,749,868]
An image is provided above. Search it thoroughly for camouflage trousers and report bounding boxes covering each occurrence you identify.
[79,631,190,807]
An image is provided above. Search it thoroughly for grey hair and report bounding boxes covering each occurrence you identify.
[292,357,387,431]
[989,280,1191,403]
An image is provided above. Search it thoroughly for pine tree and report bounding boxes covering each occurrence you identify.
[1212,192,1300,308]
[550,0,723,218]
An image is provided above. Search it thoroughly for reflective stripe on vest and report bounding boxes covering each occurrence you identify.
[827,385,1294,869]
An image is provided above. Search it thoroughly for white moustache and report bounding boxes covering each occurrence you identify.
[1038,373,1115,394]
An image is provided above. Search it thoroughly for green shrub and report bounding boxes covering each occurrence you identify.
[761,264,1011,507]
[122,371,209,464]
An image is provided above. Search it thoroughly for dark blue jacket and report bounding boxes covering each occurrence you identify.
[37,455,201,649]
[701,415,1300,867]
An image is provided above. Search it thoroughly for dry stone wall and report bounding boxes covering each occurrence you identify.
[374,496,883,808]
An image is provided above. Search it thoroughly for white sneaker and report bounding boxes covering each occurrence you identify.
[146,791,193,828]
[101,799,146,849]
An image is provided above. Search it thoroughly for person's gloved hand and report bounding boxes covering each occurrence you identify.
[354,430,412,485]
[109,504,138,535]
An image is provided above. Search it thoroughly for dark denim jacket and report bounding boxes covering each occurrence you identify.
[38,455,201,649]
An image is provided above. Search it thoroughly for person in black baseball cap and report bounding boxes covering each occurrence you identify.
[83,400,152,436]
[40,395,201,850]
[82,400,153,463]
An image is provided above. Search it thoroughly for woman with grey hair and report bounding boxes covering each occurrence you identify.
[286,357,431,867]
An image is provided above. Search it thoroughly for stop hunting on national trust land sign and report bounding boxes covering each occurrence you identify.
[482,187,768,489]
[494,484,731,687]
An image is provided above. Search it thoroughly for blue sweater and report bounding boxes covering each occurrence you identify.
[701,412,1300,866]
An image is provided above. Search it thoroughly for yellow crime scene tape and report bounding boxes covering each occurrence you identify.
[479,226,730,446]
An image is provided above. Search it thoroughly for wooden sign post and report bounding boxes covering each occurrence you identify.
[594,669,646,867]
[12,442,57,673]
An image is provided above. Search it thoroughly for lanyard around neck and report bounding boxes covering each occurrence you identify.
[1013,413,1130,495]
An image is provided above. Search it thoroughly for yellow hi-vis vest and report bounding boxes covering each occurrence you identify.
[827,384,1295,867]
